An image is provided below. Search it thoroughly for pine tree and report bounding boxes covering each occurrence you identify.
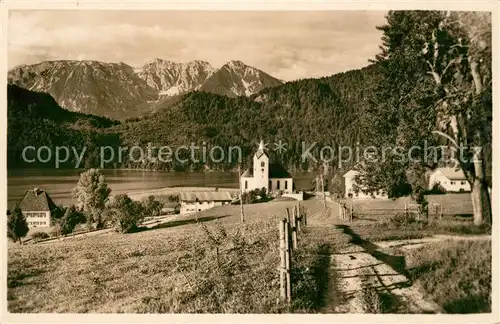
[7,206,29,244]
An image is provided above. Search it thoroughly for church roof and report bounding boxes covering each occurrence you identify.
[269,163,292,179]
[242,168,253,177]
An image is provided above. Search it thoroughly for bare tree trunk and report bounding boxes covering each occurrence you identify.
[469,60,491,226]
[470,133,491,225]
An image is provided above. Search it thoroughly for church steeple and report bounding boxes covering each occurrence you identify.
[255,140,267,159]
[258,140,264,151]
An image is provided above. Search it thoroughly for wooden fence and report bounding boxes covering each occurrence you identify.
[278,201,307,303]
[328,198,353,222]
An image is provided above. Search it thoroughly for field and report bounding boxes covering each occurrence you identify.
[8,200,331,313]
[351,193,474,220]
[7,196,492,313]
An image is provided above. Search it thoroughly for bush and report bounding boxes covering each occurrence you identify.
[106,194,145,233]
[50,224,62,237]
[390,212,417,227]
[50,205,66,221]
[241,188,269,204]
[60,205,86,235]
[143,195,164,217]
[30,231,50,242]
[425,183,447,195]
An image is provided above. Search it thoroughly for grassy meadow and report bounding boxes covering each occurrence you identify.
[351,193,474,220]
[8,200,333,313]
[404,239,492,313]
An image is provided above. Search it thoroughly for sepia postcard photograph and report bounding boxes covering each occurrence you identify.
[1,1,498,323]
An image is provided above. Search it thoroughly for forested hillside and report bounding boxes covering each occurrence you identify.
[115,64,383,171]
[7,84,120,169]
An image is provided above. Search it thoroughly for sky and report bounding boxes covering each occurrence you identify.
[8,10,388,81]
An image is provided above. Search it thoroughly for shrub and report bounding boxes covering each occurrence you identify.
[106,194,145,233]
[258,187,267,199]
[60,205,86,235]
[50,205,66,222]
[390,212,417,227]
[241,188,269,204]
[169,194,180,203]
[31,231,50,242]
[425,183,447,195]
[50,224,62,237]
[143,195,164,217]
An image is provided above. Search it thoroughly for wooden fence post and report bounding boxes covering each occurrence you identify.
[284,216,292,303]
[296,206,301,233]
[279,218,287,301]
[291,207,298,250]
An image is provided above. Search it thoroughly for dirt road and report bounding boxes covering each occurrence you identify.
[322,229,491,314]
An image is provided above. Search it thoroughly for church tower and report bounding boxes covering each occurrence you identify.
[253,140,269,191]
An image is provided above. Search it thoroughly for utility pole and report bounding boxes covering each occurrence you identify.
[239,164,245,223]
[321,163,328,209]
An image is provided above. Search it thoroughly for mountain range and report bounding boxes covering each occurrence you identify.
[7,62,383,171]
[8,59,283,120]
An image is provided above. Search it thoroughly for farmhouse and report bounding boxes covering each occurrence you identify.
[179,191,233,214]
[343,170,388,199]
[240,140,293,194]
[428,167,471,192]
[18,187,57,228]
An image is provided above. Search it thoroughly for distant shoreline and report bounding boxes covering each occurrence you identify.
[126,186,241,201]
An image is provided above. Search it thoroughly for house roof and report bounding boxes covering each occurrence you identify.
[18,188,57,212]
[434,167,467,180]
[343,170,359,178]
[179,191,233,202]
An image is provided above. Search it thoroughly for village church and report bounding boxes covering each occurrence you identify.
[240,141,294,194]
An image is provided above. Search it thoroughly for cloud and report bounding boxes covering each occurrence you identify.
[8,10,387,80]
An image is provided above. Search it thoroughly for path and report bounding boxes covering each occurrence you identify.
[322,224,491,314]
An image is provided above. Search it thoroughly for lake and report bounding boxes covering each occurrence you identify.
[7,169,316,208]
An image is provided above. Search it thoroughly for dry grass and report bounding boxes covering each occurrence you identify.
[404,240,492,313]
[7,200,332,313]
[359,267,398,314]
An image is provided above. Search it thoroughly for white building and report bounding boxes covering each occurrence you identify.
[18,187,55,228]
[179,191,233,214]
[240,141,293,194]
[428,167,471,192]
[343,170,388,199]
